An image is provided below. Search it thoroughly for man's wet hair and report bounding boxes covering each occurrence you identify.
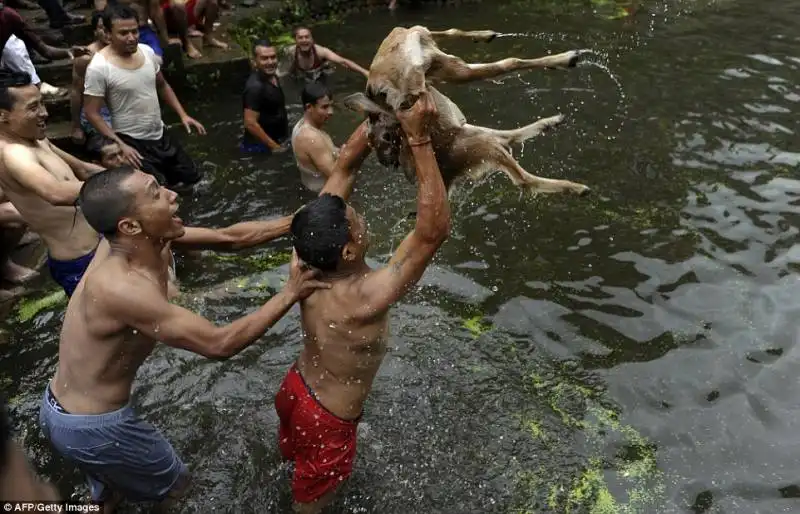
[293,25,311,37]
[0,70,32,111]
[252,39,273,55]
[301,82,331,109]
[102,3,139,32]
[90,9,104,30]
[291,193,350,271]
[78,165,137,238]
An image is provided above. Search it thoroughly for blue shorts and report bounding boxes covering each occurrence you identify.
[239,141,272,154]
[46,247,97,298]
[39,387,187,503]
[139,25,164,57]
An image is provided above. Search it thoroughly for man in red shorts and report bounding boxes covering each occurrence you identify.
[276,92,451,513]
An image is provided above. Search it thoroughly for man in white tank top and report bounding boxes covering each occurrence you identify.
[291,82,338,193]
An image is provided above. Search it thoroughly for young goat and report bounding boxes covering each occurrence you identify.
[344,26,591,196]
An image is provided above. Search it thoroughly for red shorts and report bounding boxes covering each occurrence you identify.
[161,0,199,27]
[274,365,360,504]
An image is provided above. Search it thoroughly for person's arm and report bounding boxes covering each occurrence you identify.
[155,71,206,134]
[47,140,104,179]
[1,145,81,206]
[103,253,329,359]
[353,93,450,319]
[172,218,293,251]
[243,109,282,150]
[319,120,371,201]
[12,10,71,61]
[69,56,90,137]
[317,46,369,78]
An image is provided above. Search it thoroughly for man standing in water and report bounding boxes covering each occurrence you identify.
[242,40,289,154]
[38,167,330,511]
[0,70,106,297]
[291,82,337,193]
[84,4,206,188]
[279,26,369,84]
[277,92,450,513]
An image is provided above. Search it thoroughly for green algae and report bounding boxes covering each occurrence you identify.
[213,250,292,273]
[16,290,67,323]
[462,314,493,337]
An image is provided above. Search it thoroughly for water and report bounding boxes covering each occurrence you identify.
[4,0,800,512]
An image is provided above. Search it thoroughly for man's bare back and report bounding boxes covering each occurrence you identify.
[296,269,389,420]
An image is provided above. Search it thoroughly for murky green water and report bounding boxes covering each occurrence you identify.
[4,0,800,512]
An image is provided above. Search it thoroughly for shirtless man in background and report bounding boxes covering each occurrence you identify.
[291,82,337,193]
[279,26,369,84]
[39,120,373,511]
[277,92,450,513]
[0,70,106,297]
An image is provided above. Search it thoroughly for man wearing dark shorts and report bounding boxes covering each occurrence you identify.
[241,39,289,155]
[83,4,206,188]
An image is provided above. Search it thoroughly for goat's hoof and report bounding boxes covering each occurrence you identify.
[575,185,591,196]
[567,49,594,68]
[484,32,498,43]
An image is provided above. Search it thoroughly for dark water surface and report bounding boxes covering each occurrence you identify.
[4,0,800,512]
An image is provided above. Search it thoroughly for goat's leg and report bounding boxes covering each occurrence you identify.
[487,144,590,196]
[463,114,565,146]
[429,29,498,43]
[430,50,586,84]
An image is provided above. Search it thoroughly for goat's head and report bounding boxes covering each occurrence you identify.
[343,92,408,169]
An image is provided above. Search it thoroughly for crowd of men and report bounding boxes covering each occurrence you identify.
[0,1,451,513]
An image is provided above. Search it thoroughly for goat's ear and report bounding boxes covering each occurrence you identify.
[343,93,392,116]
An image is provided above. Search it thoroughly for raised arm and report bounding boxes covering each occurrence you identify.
[319,120,371,200]
[105,254,329,359]
[172,218,293,251]
[1,145,81,206]
[318,46,369,78]
[355,93,450,318]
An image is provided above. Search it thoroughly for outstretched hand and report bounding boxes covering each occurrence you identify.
[284,251,331,301]
[397,91,438,142]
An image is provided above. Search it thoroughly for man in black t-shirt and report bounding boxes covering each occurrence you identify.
[240,39,290,154]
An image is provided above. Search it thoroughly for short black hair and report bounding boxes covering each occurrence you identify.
[252,39,273,55]
[78,166,137,238]
[293,25,311,37]
[0,70,33,111]
[301,82,331,109]
[102,3,139,32]
[90,9,104,29]
[291,193,350,271]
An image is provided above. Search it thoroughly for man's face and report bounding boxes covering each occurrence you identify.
[99,143,125,169]
[295,29,313,51]
[94,18,109,45]
[120,171,185,241]
[109,18,139,55]
[1,85,48,141]
[308,95,333,125]
[252,45,278,75]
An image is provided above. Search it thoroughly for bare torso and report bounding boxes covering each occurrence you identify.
[296,272,389,420]
[292,120,338,191]
[0,139,100,261]
[50,243,175,414]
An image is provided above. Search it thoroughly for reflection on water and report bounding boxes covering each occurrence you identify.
[4,0,800,512]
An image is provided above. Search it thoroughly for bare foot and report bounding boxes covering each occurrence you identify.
[188,27,203,38]
[1,260,37,284]
[185,43,202,59]
[203,36,228,50]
